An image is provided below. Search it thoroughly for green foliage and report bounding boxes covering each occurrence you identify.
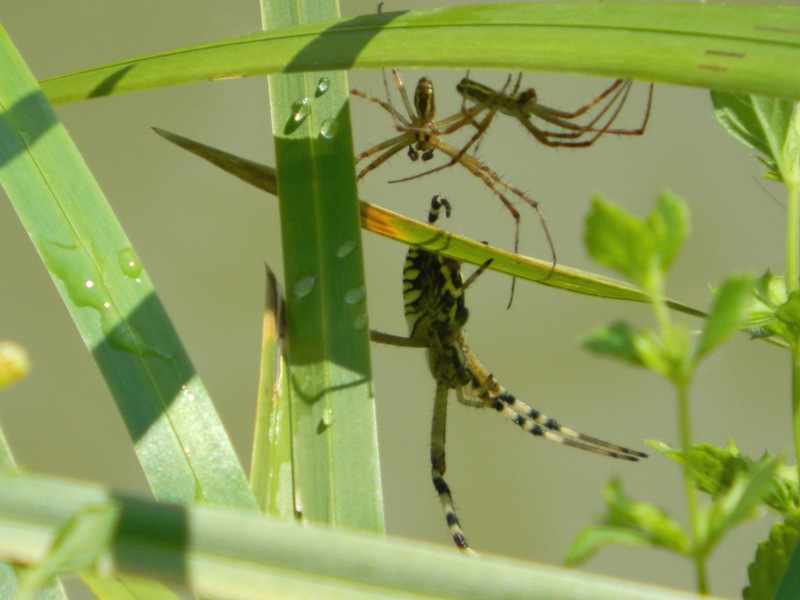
[565,480,690,564]
[650,440,799,517]
[711,92,798,182]
[584,192,689,291]
[0,1,799,598]
[583,194,754,386]
[568,457,780,568]
[745,509,800,600]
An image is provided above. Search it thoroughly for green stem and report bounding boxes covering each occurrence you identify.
[677,382,707,595]
[788,174,800,479]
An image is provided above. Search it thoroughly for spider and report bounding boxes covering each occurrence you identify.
[351,70,556,289]
[370,195,647,552]
[394,74,654,183]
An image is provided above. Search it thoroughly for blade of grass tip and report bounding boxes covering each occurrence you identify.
[262,2,383,531]
[0,24,256,509]
[250,265,295,518]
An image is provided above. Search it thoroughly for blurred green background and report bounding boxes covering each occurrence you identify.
[0,2,789,597]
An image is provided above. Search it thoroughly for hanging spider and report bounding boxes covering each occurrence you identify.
[370,195,646,551]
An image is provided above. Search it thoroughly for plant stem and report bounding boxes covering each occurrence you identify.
[788,173,800,478]
[677,382,707,595]
[785,104,800,481]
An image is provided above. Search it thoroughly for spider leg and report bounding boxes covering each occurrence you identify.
[356,139,411,180]
[350,88,413,129]
[431,379,474,552]
[464,351,648,460]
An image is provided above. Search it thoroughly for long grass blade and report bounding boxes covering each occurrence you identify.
[0,22,255,510]
[41,4,800,106]
[0,472,721,600]
[262,0,383,531]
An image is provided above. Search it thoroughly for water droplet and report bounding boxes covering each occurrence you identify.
[319,118,338,139]
[344,287,366,305]
[294,276,316,298]
[322,407,334,426]
[353,313,368,331]
[336,241,356,258]
[316,77,331,96]
[39,241,172,361]
[291,98,310,123]
[118,248,143,279]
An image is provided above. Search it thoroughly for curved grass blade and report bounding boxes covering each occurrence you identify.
[0,23,256,510]
[41,3,800,106]
[153,127,705,318]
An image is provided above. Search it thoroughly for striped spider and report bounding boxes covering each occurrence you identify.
[370,195,646,551]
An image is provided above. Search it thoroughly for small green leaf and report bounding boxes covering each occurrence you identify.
[745,510,800,600]
[702,457,780,555]
[647,192,690,273]
[19,503,120,599]
[695,275,755,361]
[776,290,800,327]
[651,440,798,516]
[565,479,690,565]
[746,271,791,340]
[584,196,654,285]
[581,321,645,366]
[711,91,796,181]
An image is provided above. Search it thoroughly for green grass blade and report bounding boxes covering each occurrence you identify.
[152,127,706,319]
[0,23,255,510]
[249,266,294,518]
[40,3,800,106]
[0,472,720,600]
[263,2,383,531]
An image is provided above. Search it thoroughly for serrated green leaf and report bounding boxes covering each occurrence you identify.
[695,275,755,361]
[777,290,800,327]
[585,196,654,286]
[745,509,800,600]
[652,441,798,516]
[565,479,690,565]
[702,457,780,555]
[711,92,796,181]
[647,192,689,273]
